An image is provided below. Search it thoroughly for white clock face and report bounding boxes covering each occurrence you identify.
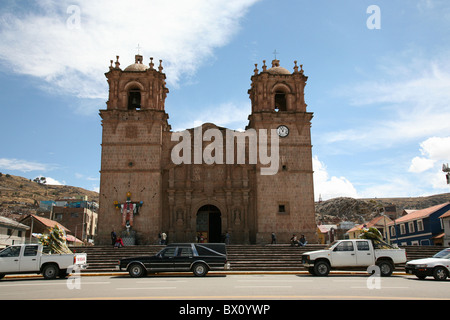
[277,125,289,137]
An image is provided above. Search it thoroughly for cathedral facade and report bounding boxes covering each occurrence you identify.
[97,54,317,245]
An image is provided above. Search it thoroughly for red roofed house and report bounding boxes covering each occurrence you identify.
[317,224,337,244]
[20,214,70,243]
[388,202,450,246]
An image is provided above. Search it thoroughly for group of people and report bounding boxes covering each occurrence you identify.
[270,232,307,247]
[111,230,168,247]
[290,234,307,247]
[196,231,231,244]
[112,229,306,247]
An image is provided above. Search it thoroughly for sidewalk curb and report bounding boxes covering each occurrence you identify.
[4,270,408,279]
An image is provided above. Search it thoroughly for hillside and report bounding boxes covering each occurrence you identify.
[1,173,449,225]
[316,193,450,224]
[0,173,99,218]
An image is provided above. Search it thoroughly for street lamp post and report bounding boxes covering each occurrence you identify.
[443,163,450,184]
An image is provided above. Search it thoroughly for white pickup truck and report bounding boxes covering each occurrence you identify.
[0,244,87,280]
[301,239,407,277]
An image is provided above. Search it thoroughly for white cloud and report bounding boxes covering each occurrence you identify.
[32,175,65,186]
[43,176,65,186]
[173,101,250,131]
[0,0,260,111]
[0,158,49,172]
[409,157,435,173]
[358,177,420,199]
[419,136,450,160]
[312,156,358,201]
[325,53,450,148]
[409,136,450,173]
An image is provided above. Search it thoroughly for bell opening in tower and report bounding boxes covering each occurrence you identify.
[274,92,287,112]
[128,90,141,110]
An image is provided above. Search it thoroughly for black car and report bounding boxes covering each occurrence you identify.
[117,243,231,277]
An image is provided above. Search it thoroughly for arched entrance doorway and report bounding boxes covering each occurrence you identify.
[196,205,222,243]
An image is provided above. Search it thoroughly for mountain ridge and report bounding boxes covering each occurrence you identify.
[0,173,98,218]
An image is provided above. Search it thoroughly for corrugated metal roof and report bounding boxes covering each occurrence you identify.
[0,216,30,230]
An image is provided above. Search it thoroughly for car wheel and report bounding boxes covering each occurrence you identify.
[192,263,208,277]
[377,260,393,277]
[129,263,146,278]
[313,261,330,276]
[433,267,448,281]
[42,264,59,280]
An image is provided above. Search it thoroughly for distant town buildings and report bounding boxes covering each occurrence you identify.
[15,197,98,246]
[347,215,392,242]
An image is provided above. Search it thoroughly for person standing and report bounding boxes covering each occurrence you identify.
[225,231,230,245]
[271,232,277,244]
[111,229,117,246]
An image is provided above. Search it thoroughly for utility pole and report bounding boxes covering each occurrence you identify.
[443,163,450,184]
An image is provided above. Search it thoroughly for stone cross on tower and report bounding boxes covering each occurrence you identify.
[273,49,280,60]
[136,43,142,55]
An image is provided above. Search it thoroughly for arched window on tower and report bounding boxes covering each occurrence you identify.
[128,88,141,110]
[274,91,287,112]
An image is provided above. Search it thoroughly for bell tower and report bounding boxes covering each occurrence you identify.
[247,59,317,244]
[97,54,170,245]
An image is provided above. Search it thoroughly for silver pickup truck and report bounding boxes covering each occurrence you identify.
[0,244,87,280]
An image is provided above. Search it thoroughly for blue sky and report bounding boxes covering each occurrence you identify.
[1,0,450,200]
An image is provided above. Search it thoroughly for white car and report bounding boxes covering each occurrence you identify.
[405,248,450,281]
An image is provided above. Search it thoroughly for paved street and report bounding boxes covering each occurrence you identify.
[0,273,449,300]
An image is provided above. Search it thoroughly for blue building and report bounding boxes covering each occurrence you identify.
[388,202,449,246]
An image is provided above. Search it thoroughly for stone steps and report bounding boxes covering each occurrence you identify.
[71,244,445,273]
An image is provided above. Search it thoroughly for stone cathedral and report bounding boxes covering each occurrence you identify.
[97,54,317,245]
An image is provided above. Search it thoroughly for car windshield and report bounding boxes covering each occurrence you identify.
[325,241,338,249]
[433,248,450,259]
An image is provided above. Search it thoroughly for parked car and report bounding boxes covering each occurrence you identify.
[0,244,87,280]
[117,243,231,277]
[405,248,450,281]
[301,239,407,276]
